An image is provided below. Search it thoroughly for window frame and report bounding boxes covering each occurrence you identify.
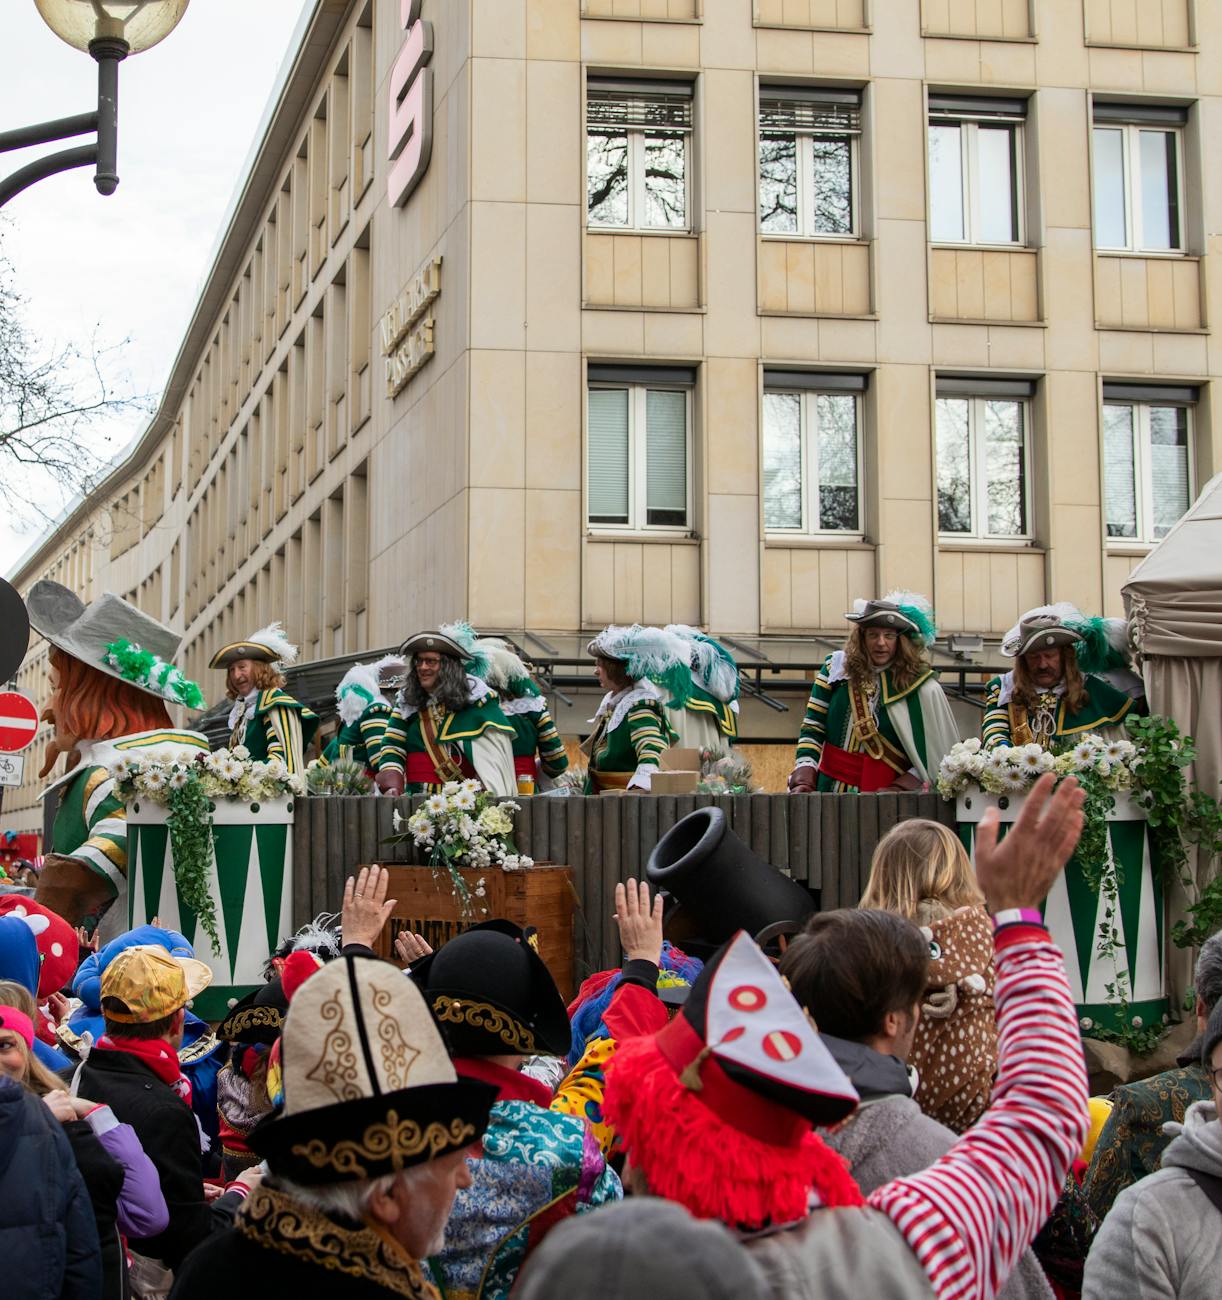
[585,81,694,235]
[757,89,862,240]
[761,385,865,539]
[586,379,694,536]
[1091,120,1186,255]
[935,391,1034,542]
[927,100,1026,248]
[1102,397,1195,546]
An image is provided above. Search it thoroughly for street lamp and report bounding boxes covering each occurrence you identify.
[0,1,189,208]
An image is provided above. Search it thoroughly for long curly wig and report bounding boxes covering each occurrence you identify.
[50,647,171,741]
[842,625,927,693]
[1013,646,1087,713]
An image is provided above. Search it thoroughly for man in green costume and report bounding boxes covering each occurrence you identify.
[27,580,210,932]
[981,604,1142,751]
[320,654,405,773]
[663,624,740,756]
[788,592,960,794]
[373,626,517,797]
[209,622,318,773]
[475,637,568,795]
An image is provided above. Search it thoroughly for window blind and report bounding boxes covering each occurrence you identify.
[1102,382,1197,404]
[588,388,630,524]
[759,87,862,134]
[588,81,693,132]
[929,94,1027,120]
[1093,101,1189,127]
[764,370,868,393]
[936,375,1036,398]
[645,389,687,525]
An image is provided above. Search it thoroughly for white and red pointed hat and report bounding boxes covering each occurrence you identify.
[604,931,862,1230]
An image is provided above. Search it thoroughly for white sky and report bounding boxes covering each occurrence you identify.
[0,0,310,572]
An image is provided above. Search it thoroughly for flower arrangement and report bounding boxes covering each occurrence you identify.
[386,780,532,916]
[697,750,759,795]
[937,734,1140,799]
[112,747,304,956]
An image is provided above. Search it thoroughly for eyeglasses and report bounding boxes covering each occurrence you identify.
[415,655,442,669]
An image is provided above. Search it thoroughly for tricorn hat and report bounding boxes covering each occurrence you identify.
[27,580,203,709]
[844,590,937,647]
[410,919,573,1058]
[647,808,815,958]
[1001,603,1131,673]
[250,954,496,1184]
[398,628,472,662]
[209,621,299,671]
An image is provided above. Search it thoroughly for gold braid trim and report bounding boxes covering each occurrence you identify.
[178,1030,220,1064]
[289,1111,476,1178]
[1008,701,1035,748]
[219,1006,283,1040]
[237,1184,441,1299]
[432,994,538,1053]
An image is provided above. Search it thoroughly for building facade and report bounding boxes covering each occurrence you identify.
[6,0,1221,828]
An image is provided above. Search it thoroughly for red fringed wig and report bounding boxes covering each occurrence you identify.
[603,930,864,1231]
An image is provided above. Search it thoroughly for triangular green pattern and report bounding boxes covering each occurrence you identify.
[1063,850,1103,990]
[1110,821,1147,989]
[256,822,289,955]
[213,824,254,980]
[137,823,169,927]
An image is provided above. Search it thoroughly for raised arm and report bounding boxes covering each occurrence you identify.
[868,775,1090,1300]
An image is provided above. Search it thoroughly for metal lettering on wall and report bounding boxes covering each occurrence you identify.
[388,0,434,207]
[381,257,441,397]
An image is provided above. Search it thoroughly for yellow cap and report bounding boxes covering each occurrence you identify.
[100,945,213,1024]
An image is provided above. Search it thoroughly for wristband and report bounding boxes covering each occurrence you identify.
[991,907,1044,930]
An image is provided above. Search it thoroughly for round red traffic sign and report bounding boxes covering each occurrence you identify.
[0,691,39,754]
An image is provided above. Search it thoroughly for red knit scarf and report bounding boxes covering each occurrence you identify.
[95,1035,192,1107]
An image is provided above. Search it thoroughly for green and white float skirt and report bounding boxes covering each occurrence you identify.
[957,789,1167,1035]
[126,796,294,1022]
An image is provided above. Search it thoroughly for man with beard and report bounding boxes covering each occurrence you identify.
[373,627,517,797]
[982,604,1139,751]
[788,592,959,794]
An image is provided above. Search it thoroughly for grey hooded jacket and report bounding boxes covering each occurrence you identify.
[1083,1099,1222,1300]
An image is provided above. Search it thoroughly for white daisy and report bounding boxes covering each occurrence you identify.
[111,756,136,779]
[1019,749,1045,771]
[142,769,168,792]
[168,770,190,790]
[425,794,448,815]
[452,788,477,812]
[220,758,244,781]
[461,778,482,796]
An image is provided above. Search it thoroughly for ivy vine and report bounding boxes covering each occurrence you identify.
[164,770,221,956]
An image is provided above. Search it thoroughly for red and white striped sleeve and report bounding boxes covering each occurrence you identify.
[868,924,1089,1300]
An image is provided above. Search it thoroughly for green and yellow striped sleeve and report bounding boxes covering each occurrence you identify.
[794,669,832,767]
[266,706,306,774]
[981,677,1012,750]
[535,708,569,778]
[626,703,672,769]
[77,769,128,893]
[376,711,408,775]
[358,705,392,770]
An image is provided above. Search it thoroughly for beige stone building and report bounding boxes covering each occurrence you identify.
[5,0,1220,828]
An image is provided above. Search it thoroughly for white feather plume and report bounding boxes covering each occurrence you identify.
[335,662,390,726]
[664,624,740,703]
[247,621,298,668]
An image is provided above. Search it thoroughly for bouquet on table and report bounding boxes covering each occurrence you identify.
[388,779,533,915]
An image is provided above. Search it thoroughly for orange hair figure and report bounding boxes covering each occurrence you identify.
[50,647,171,743]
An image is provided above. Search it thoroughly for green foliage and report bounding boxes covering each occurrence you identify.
[164,771,221,957]
[306,758,374,797]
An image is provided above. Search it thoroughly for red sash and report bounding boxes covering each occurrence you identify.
[513,756,536,777]
[405,751,476,785]
[817,743,898,792]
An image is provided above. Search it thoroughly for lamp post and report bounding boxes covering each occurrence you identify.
[0,1,189,208]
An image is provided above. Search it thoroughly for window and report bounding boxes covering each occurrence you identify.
[587,366,693,531]
[935,378,1034,539]
[1092,104,1186,253]
[758,88,861,238]
[928,96,1026,246]
[586,80,692,231]
[762,373,864,534]
[1102,384,1195,543]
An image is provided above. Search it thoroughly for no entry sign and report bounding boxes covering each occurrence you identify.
[0,691,39,753]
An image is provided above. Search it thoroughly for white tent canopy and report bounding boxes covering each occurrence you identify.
[1123,471,1222,1004]
[1123,470,1222,658]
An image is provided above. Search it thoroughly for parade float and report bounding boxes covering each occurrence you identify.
[113,746,304,1021]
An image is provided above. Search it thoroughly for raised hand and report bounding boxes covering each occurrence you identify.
[613,877,664,965]
[341,865,398,950]
[394,930,433,966]
[974,773,1085,913]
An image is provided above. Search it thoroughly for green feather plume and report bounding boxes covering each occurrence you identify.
[1068,615,1130,675]
[103,639,204,710]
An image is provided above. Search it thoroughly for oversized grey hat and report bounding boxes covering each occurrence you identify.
[1001,605,1085,659]
[27,580,203,709]
[398,629,469,660]
[844,598,918,636]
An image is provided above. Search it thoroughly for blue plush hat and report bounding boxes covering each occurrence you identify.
[0,916,40,995]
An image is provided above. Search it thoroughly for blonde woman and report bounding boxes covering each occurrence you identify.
[861,818,997,1132]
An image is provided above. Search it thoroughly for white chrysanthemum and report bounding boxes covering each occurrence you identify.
[1131,1015,1144,1029]
[453,788,477,811]
[962,737,982,754]
[232,745,251,761]
[461,778,481,796]
[219,757,244,781]
[425,793,448,815]
[168,770,190,790]
[265,758,288,782]
[1095,758,1114,779]
[392,808,405,832]
[111,756,136,779]
[287,774,307,797]
[1022,742,1044,760]
[142,769,168,792]
[442,781,462,797]
[1019,749,1045,771]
